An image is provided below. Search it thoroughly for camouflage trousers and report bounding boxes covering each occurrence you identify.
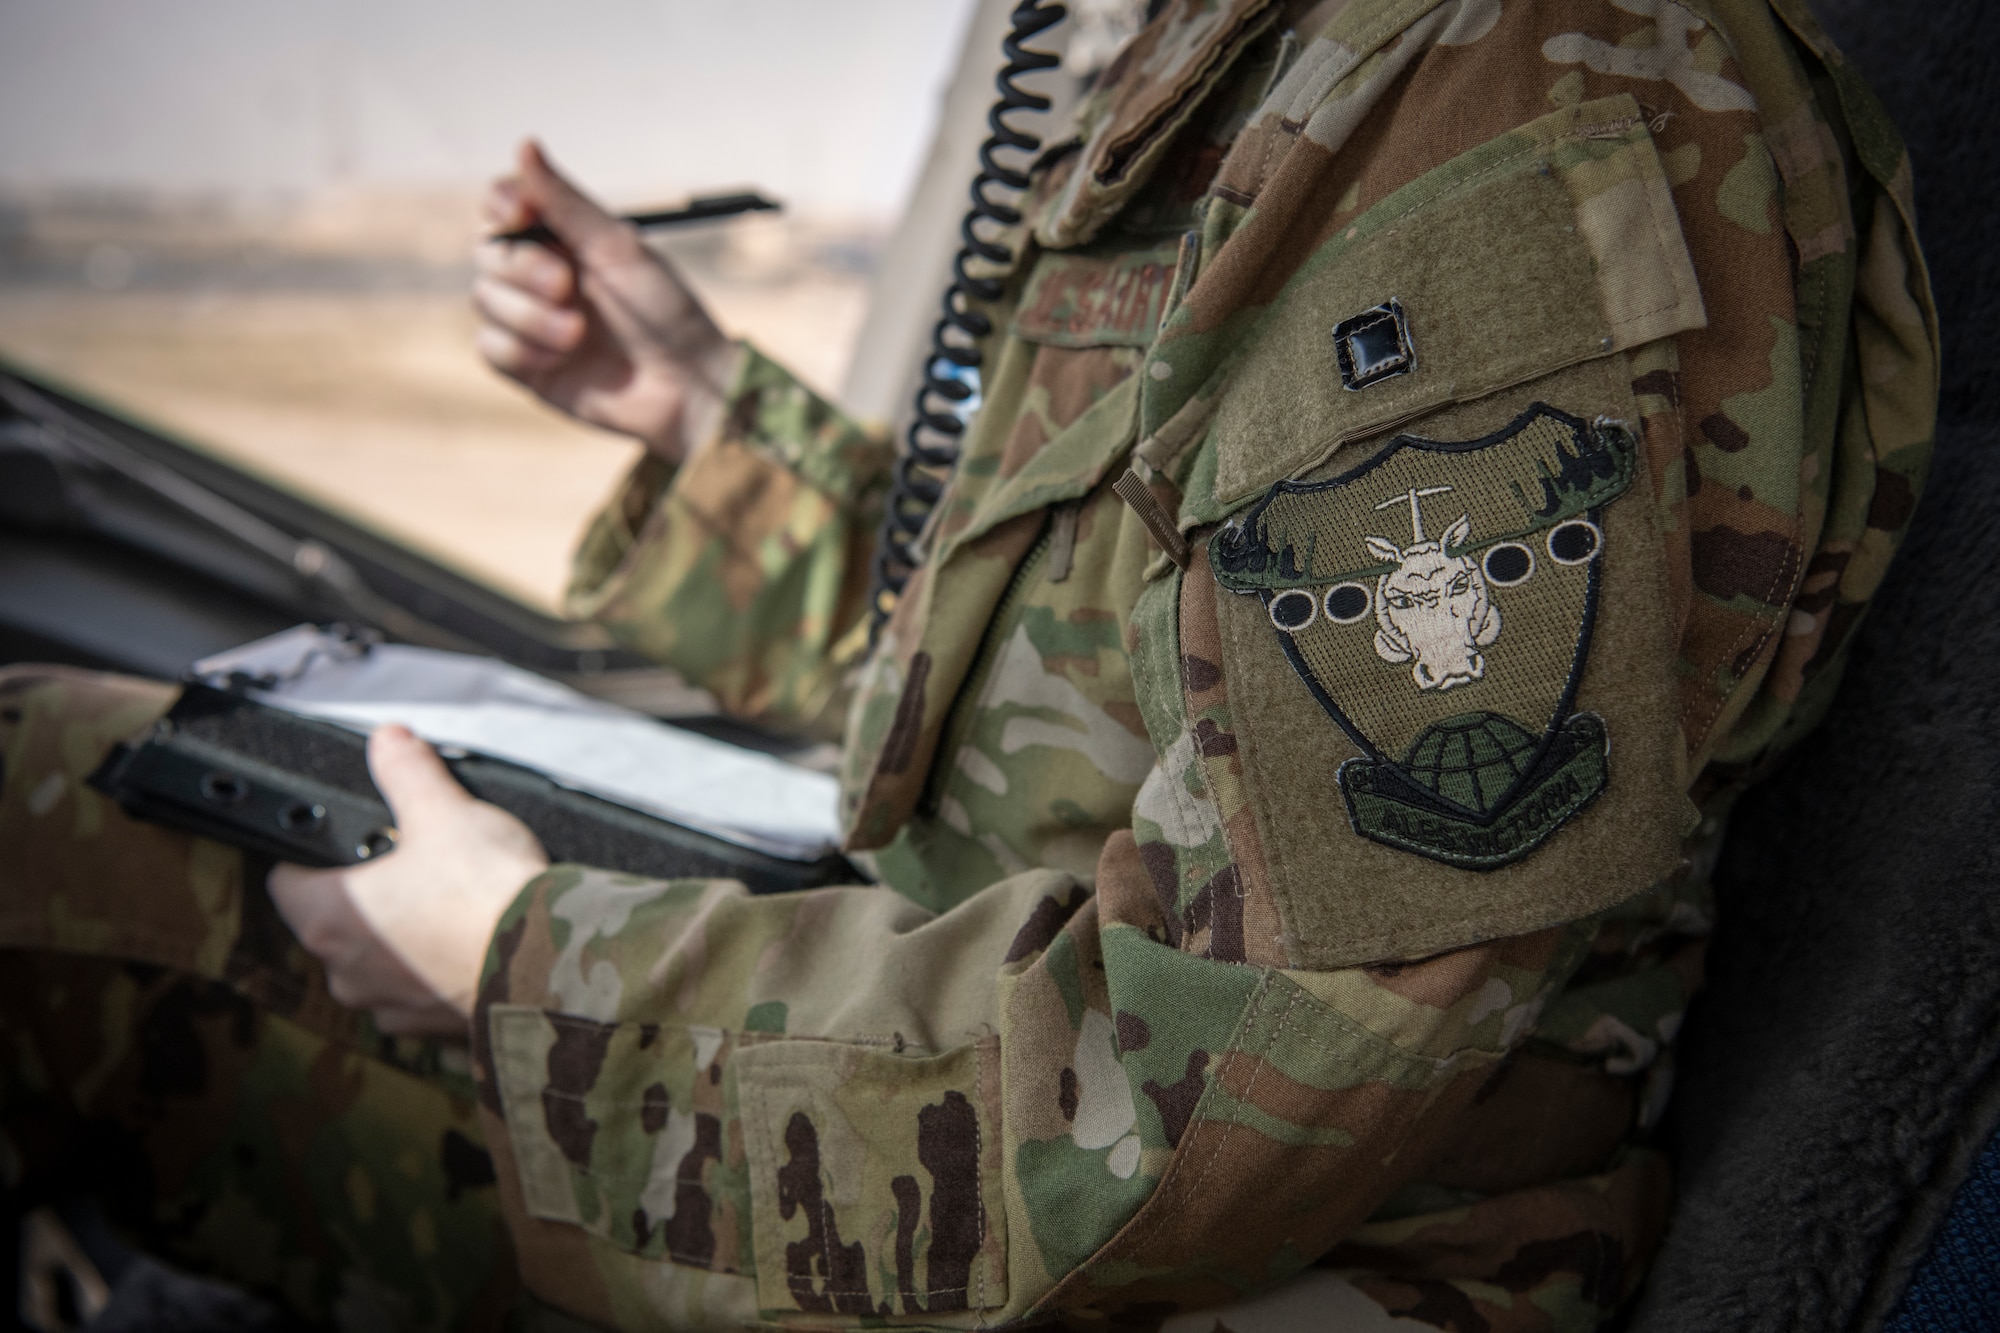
[0,665,522,1331]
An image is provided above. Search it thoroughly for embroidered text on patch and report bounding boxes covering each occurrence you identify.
[1213,404,1635,871]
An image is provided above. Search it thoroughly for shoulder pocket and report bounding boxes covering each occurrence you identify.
[1192,93,1705,520]
[734,1036,1009,1319]
[489,1007,1012,1321]
[1141,98,1710,969]
[487,1005,756,1272]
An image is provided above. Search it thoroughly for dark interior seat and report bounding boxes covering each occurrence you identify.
[1631,2,2000,1327]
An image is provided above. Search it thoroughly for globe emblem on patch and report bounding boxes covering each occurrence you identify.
[1400,712,1541,817]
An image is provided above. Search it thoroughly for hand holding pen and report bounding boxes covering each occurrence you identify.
[473,140,762,463]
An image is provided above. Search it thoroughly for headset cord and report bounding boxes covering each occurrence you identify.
[866,0,1067,646]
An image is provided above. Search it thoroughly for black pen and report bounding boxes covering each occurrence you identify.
[493,190,781,246]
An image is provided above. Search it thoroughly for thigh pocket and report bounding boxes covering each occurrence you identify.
[735,1036,1009,1318]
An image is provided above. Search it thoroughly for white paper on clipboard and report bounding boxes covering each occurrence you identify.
[190,625,841,861]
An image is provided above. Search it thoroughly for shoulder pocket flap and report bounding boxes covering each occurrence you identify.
[489,1004,753,1272]
[491,1006,586,1227]
[734,1036,1009,1318]
[1203,94,1705,514]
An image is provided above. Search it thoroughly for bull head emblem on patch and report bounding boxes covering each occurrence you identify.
[1364,489,1500,691]
[1212,404,1635,871]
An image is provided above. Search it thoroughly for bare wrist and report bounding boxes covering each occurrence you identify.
[651,339,746,464]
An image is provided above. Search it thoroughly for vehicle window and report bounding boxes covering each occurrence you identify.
[0,1,976,610]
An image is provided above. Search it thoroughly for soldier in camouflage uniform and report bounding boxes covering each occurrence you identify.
[0,0,1939,1328]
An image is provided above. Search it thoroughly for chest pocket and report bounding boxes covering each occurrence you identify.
[961,237,1187,541]
[1013,241,1184,350]
[1144,96,1712,969]
[838,244,1174,855]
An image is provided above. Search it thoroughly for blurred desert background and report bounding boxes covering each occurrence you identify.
[0,0,980,610]
[0,191,885,608]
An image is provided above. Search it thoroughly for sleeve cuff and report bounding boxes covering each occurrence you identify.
[724,342,893,501]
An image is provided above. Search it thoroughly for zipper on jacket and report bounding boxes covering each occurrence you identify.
[918,521,1052,817]
[1045,500,1082,582]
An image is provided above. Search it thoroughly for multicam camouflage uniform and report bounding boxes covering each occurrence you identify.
[0,0,1938,1329]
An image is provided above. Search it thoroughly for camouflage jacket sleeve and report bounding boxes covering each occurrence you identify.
[565,344,894,734]
[473,861,1615,1329]
[473,0,1937,1329]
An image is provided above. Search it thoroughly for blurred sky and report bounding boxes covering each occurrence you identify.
[0,0,979,219]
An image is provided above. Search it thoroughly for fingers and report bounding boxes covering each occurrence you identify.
[269,733,537,1040]
[472,273,585,352]
[474,323,566,382]
[474,238,575,304]
[471,242,587,383]
[481,175,532,233]
[267,862,418,1010]
[471,246,586,383]
[513,139,627,255]
[268,860,469,1034]
[366,725,473,828]
[480,140,629,267]
[267,860,356,962]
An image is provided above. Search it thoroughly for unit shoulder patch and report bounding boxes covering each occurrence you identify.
[1212,404,1637,870]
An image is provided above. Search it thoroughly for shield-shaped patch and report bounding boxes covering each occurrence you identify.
[1212,403,1636,871]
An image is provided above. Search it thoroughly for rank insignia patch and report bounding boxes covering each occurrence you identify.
[1331,299,1415,390]
[1212,403,1637,870]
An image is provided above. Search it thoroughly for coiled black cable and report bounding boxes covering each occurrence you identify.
[867,0,1068,645]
